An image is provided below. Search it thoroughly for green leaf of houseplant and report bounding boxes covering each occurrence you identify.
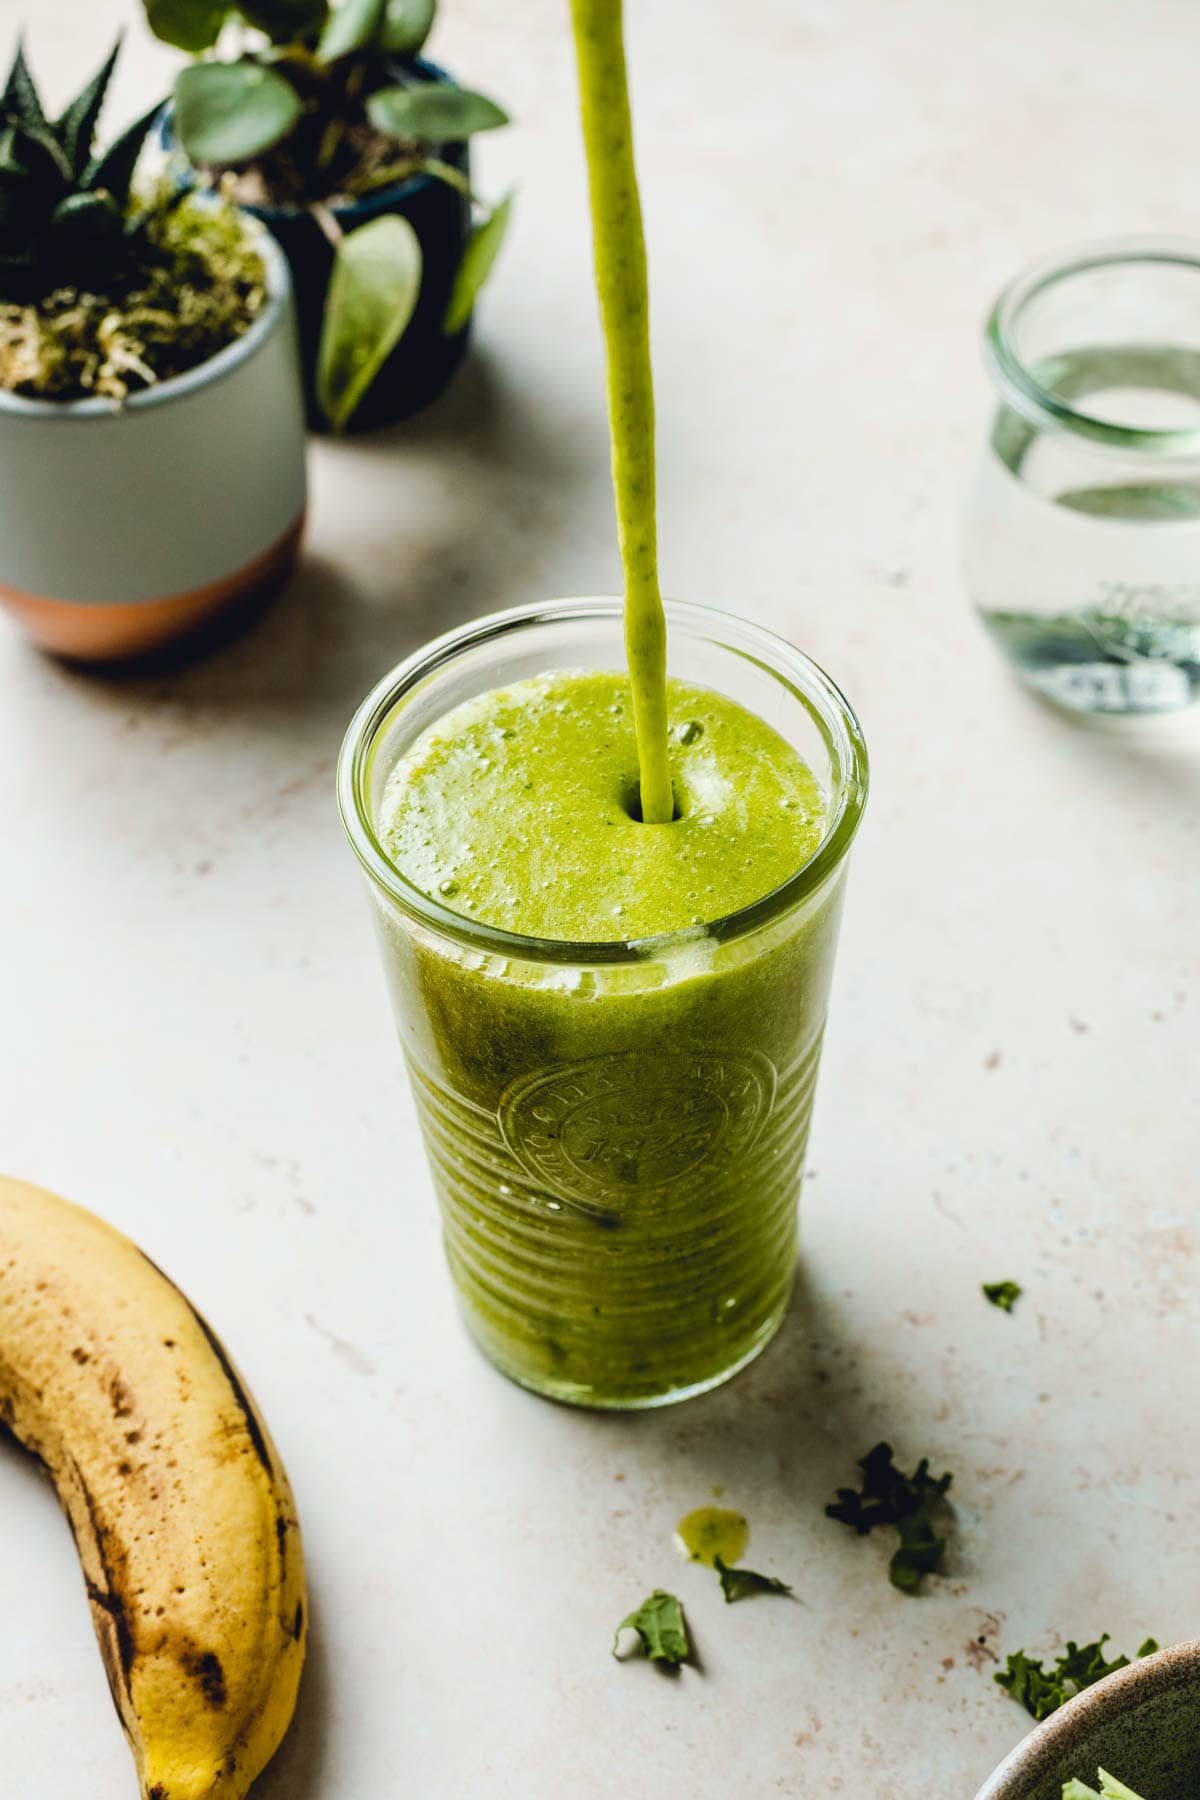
[315,0,386,62]
[54,37,121,177]
[174,61,303,165]
[2,41,48,134]
[82,103,166,205]
[236,0,330,41]
[366,83,508,142]
[0,124,24,176]
[4,120,73,187]
[443,190,511,334]
[144,0,230,52]
[316,212,422,431]
[50,189,125,248]
[376,0,436,53]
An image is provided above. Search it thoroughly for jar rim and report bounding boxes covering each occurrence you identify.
[985,235,1200,454]
[337,597,869,966]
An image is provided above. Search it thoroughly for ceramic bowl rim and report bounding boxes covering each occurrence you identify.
[975,1640,1200,1799]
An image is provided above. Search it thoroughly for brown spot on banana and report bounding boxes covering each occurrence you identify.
[108,1372,135,1418]
[183,1647,228,1709]
[86,1578,135,1686]
[67,1458,139,1747]
[138,1250,274,1479]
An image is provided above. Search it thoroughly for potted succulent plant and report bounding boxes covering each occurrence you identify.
[145,0,512,431]
[0,37,307,664]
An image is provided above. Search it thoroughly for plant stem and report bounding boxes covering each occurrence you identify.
[309,200,344,248]
[315,115,344,172]
[419,155,474,201]
[346,157,424,195]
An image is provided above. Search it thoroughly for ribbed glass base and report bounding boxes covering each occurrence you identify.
[418,1043,817,1410]
[460,1278,794,1410]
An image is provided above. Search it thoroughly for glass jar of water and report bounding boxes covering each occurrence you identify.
[964,239,1200,713]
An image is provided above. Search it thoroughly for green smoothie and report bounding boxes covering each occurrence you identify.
[378,671,823,942]
[367,658,848,1407]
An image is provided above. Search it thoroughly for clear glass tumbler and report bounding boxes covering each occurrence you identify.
[964,238,1200,713]
[338,599,868,1409]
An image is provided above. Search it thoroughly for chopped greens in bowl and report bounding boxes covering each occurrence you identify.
[1063,1776,1146,1800]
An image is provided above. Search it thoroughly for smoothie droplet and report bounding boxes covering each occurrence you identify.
[678,720,704,745]
[438,878,460,897]
[676,1505,749,1567]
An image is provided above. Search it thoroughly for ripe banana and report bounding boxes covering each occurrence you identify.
[0,1175,306,1799]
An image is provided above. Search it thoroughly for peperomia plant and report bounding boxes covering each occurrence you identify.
[142,0,512,428]
[0,38,163,302]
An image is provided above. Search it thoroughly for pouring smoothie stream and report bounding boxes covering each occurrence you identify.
[570,0,673,826]
[337,0,868,1407]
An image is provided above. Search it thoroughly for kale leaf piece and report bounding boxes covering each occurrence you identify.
[713,1556,793,1604]
[613,1591,691,1670]
[826,1442,953,1593]
[996,1635,1160,1720]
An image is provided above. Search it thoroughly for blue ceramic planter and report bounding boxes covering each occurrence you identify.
[163,58,472,433]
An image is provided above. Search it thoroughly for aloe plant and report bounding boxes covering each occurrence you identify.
[0,38,163,302]
[143,0,512,429]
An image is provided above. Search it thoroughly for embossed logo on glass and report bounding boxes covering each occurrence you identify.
[499,1050,776,1213]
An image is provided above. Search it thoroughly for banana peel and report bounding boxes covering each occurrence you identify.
[0,1175,306,1798]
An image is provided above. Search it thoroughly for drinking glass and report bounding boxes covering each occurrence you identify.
[338,598,868,1408]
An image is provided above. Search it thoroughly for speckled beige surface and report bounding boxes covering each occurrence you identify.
[1,1,1199,1794]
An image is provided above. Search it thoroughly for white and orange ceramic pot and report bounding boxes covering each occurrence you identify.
[0,231,307,664]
